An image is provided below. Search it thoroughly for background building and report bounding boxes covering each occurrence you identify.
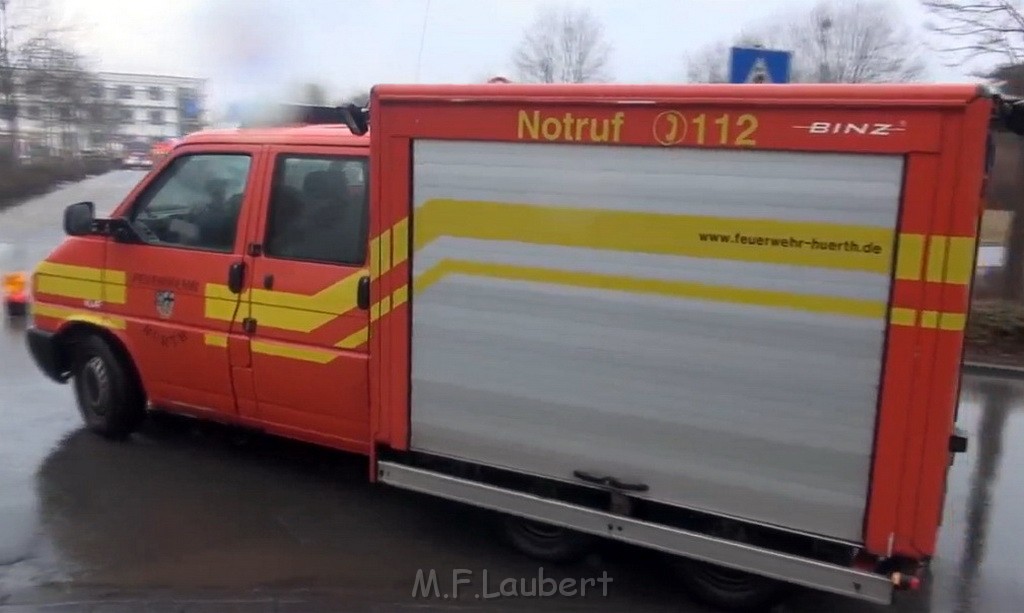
[8,70,206,156]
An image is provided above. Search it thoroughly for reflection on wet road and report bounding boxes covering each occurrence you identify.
[2,173,1024,611]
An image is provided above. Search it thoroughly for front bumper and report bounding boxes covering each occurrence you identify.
[26,326,71,383]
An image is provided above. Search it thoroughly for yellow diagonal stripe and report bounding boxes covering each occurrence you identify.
[336,327,369,349]
[251,340,337,364]
[413,259,885,319]
[393,218,409,266]
[205,269,367,332]
[414,199,896,274]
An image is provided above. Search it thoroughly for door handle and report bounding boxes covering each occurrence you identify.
[227,261,246,294]
[573,470,649,493]
[357,275,370,310]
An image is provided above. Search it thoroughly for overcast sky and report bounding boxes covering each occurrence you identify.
[40,0,978,114]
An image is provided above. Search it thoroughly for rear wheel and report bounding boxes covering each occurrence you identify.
[501,515,597,564]
[71,334,146,440]
[672,520,793,611]
[674,558,791,611]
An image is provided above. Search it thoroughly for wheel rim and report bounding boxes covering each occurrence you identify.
[80,356,110,415]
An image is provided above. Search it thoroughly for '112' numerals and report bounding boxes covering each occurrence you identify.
[657,112,759,147]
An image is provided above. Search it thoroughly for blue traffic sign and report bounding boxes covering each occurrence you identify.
[182,98,200,119]
[729,46,791,84]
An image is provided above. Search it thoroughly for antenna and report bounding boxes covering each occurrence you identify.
[414,0,432,82]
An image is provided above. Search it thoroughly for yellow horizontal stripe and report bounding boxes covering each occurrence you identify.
[920,310,939,329]
[886,308,967,331]
[204,296,239,322]
[32,263,127,305]
[414,259,884,319]
[32,262,127,285]
[34,275,105,302]
[414,199,895,274]
[889,307,917,327]
[34,262,104,281]
[936,312,967,331]
[926,237,948,283]
[251,340,336,364]
[945,237,976,285]
[895,234,924,281]
[204,333,228,347]
[105,284,127,303]
[31,302,126,329]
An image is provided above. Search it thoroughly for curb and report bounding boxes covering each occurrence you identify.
[963,361,1024,379]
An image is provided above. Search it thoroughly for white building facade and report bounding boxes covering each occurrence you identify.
[6,71,207,156]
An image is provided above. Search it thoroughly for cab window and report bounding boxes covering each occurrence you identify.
[128,153,252,253]
[263,154,368,266]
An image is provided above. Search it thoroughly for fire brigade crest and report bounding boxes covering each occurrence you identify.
[155,290,175,319]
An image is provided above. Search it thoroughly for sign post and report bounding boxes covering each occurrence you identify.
[729,46,792,84]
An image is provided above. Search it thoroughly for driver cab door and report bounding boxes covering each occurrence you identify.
[103,144,266,417]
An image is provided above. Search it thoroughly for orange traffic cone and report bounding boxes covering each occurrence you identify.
[2,272,29,318]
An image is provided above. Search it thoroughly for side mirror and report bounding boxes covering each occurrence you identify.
[63,201,96,236]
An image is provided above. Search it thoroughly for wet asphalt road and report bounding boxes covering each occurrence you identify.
[1,172,1023,612]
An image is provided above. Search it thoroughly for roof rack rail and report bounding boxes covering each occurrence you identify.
[287,103,370,136]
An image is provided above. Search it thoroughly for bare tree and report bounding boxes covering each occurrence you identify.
[1,0,21,161]
[684,0,925,83]
[790,0,926,83]
[921,1,1024,300]
[512,3,612,83]
[920,1,1024,66]
[17,33,92,153]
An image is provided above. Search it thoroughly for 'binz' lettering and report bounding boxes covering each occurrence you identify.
[517,110,625,143]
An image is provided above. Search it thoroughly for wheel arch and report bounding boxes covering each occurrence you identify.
[55,322,148,400]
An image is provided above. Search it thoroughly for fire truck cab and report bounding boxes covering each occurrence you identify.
[29,121,373,449]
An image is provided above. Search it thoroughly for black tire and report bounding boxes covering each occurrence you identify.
[500,515,596,564]
[674,558,792,612]
[70,334,146,440]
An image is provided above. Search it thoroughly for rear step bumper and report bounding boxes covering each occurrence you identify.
[377,461,893,605]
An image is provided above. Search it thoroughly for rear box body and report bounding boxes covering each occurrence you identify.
[365,83,991,562]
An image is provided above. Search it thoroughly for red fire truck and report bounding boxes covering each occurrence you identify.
[25,83,1020,609]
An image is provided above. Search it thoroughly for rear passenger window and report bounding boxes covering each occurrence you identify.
[263,154,368,266]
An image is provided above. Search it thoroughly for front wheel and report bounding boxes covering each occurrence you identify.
[71,334,146,440]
